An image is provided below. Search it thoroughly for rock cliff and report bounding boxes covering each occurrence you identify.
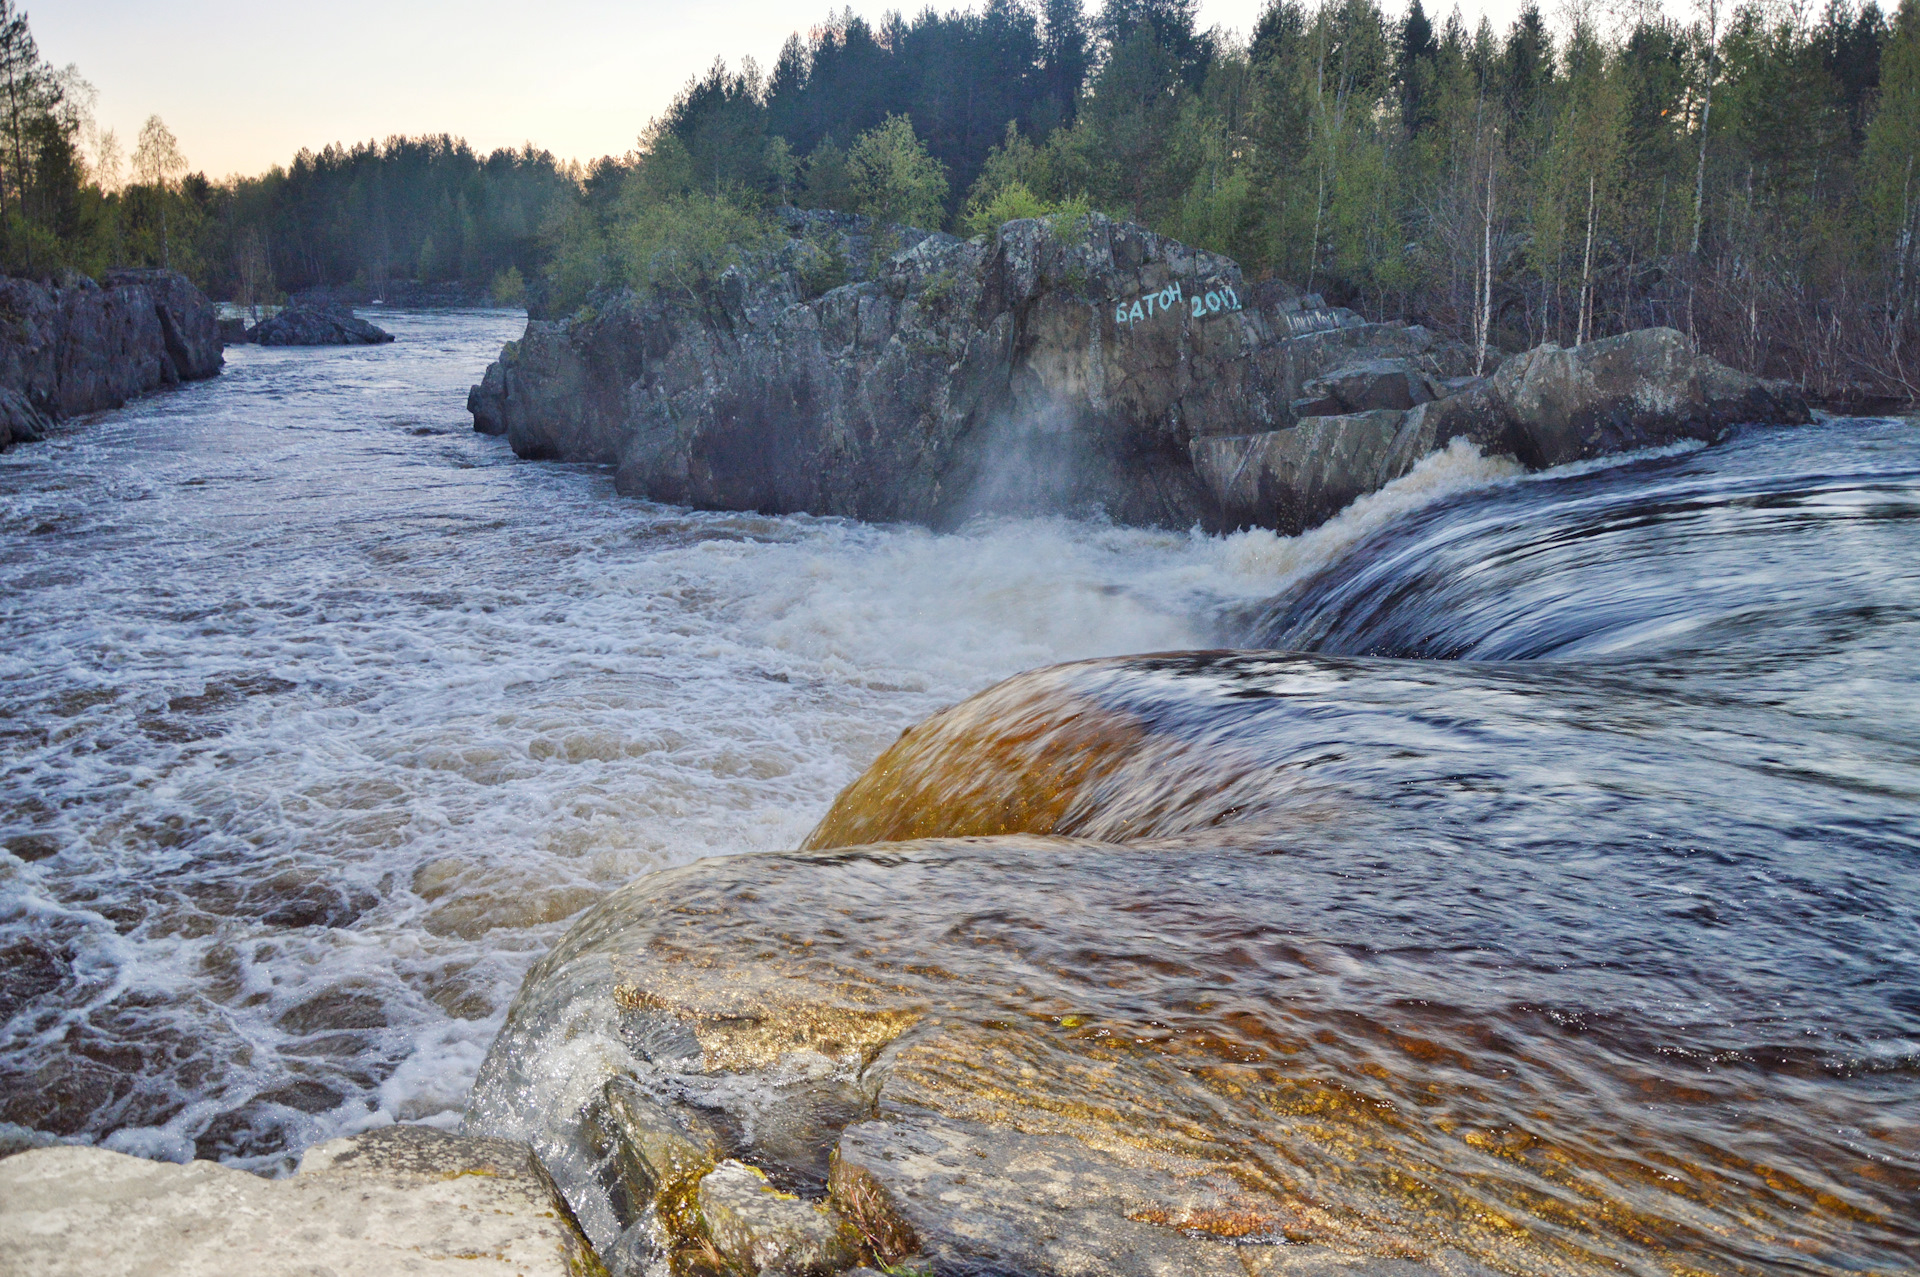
[469,210,1807,534]
[0,268,222,448]
[470,209,1474,530]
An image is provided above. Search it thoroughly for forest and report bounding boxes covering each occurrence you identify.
[14,0,1920,400]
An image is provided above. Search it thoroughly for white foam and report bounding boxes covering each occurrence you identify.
[0,312,1524,1167]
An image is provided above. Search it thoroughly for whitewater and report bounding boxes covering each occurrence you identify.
[0,309,1515,1168]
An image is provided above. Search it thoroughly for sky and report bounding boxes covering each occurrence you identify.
[44,0,1533,182]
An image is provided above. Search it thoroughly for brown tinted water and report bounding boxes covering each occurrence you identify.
[473,423,1920,1276]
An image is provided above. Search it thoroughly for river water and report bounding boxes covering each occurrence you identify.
[2,311,1916,1272]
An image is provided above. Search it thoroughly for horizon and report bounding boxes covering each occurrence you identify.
[50,0,1549,183]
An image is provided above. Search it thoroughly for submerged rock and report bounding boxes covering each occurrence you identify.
[0,1124,594,1276]
[0,269,222,446]
[698,1159,858,1274]
[246,305,395,346]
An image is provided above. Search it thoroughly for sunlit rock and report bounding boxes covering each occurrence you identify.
[0,1125,593,1277]
[698,1159,859,1275]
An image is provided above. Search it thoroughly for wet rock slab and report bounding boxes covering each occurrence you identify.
[0,1124,593,1276]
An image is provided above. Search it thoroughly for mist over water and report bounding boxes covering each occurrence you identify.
[3,311,1915,1273]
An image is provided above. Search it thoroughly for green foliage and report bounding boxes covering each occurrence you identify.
[794,230,851,297]
[801,137,854,211]
[9,0,1913,398]
[961,181,1053,235]
[615,192,774,305]
[490,264,528,306]
[845,116,949,228]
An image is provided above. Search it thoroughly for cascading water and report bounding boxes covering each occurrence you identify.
[2,311,1914,1274]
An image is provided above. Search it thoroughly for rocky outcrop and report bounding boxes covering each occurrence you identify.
[244,305,395,346]
[0,269,222,447]
[462,658,1533,1275]
[0,1124,595,1276]
[469,209,1461,530]
[1196,327,1810,533]
[103,268,225,383]
[469,211,1808,534]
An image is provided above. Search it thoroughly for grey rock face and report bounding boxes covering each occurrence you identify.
[1193,328,1809,534]
[1483,326,1809,466]
[246,305,395,346]
[0,270,222,447]
[0,386,53,447]
[103,268,225,382]
[0,1125,593,1277]
[469,210,1428,530]
[469,213,1807,536]
[1192,409,1426,534]
[1299,357,1441,415]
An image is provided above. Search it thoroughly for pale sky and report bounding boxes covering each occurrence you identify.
[44,0,1532,181]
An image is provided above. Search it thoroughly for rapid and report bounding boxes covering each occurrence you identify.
[2,310,1915,1274]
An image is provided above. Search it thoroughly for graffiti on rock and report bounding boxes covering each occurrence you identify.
[1108,280,1243,326]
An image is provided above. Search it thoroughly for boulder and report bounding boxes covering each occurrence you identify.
[467,209,1438,530]
[0,1124,594,1277]
[697,1159,857,1274]
[1478,326,1809,467]
[1191,408,1428,534]
[1298,357,1441,415]
[246,305,395,347]
[0,385,53,448]
[1193,328,1810,533]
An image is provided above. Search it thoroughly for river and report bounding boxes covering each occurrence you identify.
[2,311,1915,1273]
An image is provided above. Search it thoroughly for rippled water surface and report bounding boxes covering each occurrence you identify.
[4,313,1917,1276]
[0,310,1376,1168]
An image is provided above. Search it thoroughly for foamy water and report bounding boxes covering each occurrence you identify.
[0,310,1518,1170]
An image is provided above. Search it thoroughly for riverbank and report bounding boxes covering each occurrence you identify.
[0,269,222,449]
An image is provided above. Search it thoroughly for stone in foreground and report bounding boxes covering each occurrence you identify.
[698,1158,857,1274]
[0,1124,592,1277]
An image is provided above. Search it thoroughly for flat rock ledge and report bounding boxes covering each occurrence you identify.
[0,1124,598,1277]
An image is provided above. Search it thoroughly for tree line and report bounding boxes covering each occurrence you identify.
[579,0,1918,401]
[13,0,1920,400]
